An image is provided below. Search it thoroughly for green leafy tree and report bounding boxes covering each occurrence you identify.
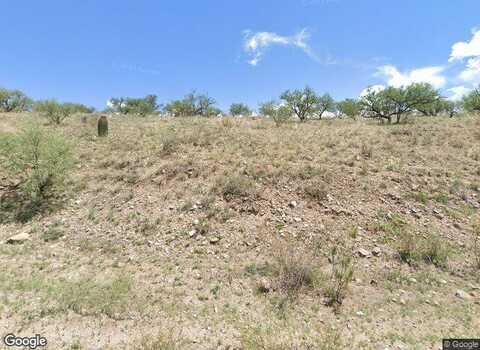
[0,88,33,112]
[108,95,159,116]
[462,86,480,114]
[361,83,440,124]
[337,99,361,119]
[229,103,251,116]
[34,100,75,125]
[280,86,319,122]
[317,93,336,119]
[259,101,291,126]
[164,91,217,117]
[416,98,456,117]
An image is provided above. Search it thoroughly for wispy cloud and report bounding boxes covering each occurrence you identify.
[243,29,319,66]
[376,65,447,89]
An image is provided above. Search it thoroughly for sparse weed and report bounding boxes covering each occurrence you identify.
[325,240,354,308]
[215,174,255,199]
[473,218,480,270]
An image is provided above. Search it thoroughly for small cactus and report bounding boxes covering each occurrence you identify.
[98,115,108,137]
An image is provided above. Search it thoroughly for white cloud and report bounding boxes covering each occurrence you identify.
[447,86,471,101]
[449,29,480,62]
[243,29,317,66]
[360,84,385,97]
[376,65,447,89]
[459,57,480,82]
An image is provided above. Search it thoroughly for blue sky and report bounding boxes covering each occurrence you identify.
[1,0,480,111]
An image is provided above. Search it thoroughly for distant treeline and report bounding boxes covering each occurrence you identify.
[1,84,479,124]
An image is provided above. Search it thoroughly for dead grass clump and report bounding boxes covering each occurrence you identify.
[215,174,256,199]
[273,246,315,299]
[397,231,450,268]
[135,331,182,350]
[303,180,328,202]
[221,117,234,128]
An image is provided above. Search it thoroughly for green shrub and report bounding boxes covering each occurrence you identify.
[462,86,480,114]
[1,122,74,201]
[259,101,291,126]
[230,103,251,116]
[216,175,255,199]
[397,231,450,268]
[0,87,33,112]
[35,100,74,124]
[325,242,354,308]
[108,95,159,117]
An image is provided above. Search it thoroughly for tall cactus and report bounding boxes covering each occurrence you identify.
[98,115,108,137]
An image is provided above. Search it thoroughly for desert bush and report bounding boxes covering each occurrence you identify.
[325,242,354,308]
[0,87,33,112]
[216,174,255,199]
[422,235,450,268]
[397,231,449,267]
[35,100,74,124]
[280,86,324,122]
[1,122,73,201]
[230,103,251,116]
[361,83,440,124]
[164,91,218,117]
[337,98,361,119]
[108,95,159,116]
[259,101,291,126]
[462,86,480,114]
[417,99,457,117]
[316,93,336,120]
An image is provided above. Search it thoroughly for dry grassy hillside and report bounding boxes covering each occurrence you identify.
[1,113,479,349]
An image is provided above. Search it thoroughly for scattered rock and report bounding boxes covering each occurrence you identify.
[455,290,472,300]
[372,247,381,256]
[188,230,197,238]
[357,248,371,258]
[289,201,297,208]
[408,277,417,284]
[257,278,272,293]
[209,237,220,244]
[293,217,302,223]
[6,232,30,244]
[356,311,365,317]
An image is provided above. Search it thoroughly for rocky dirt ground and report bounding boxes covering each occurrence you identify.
[0,113,479,349]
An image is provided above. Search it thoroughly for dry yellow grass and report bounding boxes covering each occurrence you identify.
[0,112,479,349]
